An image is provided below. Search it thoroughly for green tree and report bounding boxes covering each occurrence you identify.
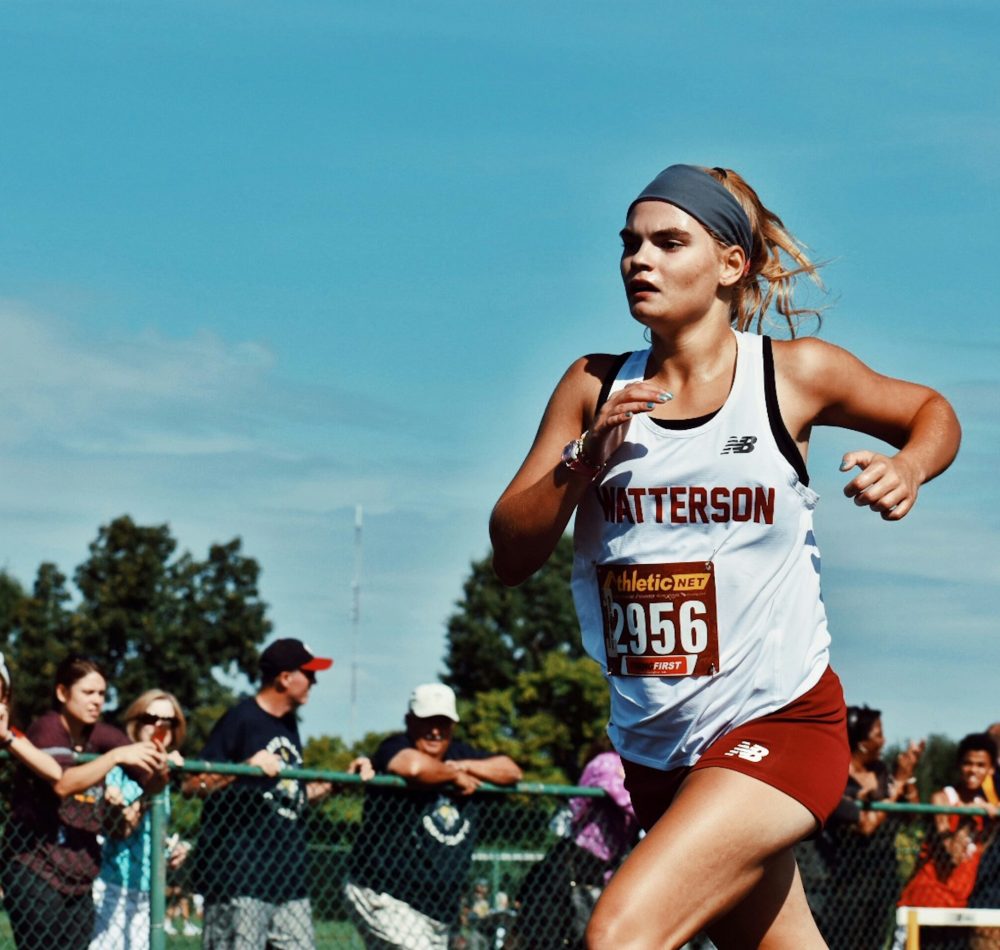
[1,564,77,720]
[0,571,25,641]
[303,731,393,771]
[916,734,958,799]
[885,733,957,801]
[1,516,272,748]
[443,535,581,698]
[443,537,609,783]
[459,653,609,784]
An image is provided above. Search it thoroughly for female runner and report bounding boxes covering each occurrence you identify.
[489,164,961,949]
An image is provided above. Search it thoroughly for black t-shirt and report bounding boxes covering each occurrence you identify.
[190,697,309,902]
[350,733,492,923]
[820,761,897,876]
[828,762,891,826]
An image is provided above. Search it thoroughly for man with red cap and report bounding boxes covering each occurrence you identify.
[185,638,365,949]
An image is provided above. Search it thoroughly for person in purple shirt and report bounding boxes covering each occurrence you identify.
[570,748,640,874]
[2,656,166,950]
[510,741,640,948]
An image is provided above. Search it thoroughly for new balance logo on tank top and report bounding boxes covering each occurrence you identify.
[571,331,830,771]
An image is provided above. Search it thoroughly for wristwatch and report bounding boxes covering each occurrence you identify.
[561,433,603,479]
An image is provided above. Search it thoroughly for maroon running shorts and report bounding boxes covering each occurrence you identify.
[622,665,849,831]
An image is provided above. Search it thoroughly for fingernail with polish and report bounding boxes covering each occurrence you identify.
[646,402,655,409]
[625,411,633,418]
[658,392,673,402]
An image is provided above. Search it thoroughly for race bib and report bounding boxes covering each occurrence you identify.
[597,562,720,677]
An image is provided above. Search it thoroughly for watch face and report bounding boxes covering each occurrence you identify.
[562,437,600,476]
[562,439,581,464]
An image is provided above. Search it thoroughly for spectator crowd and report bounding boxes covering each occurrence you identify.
[0,642,997,949]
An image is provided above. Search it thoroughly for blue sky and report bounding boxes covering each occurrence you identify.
[1,2,997,748]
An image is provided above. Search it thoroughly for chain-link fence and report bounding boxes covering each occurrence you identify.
[797,802,999,950]
[0,757,997,949]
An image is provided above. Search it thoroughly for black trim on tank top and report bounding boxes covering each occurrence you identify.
[596,351,722,429]
[651,410,719,430]
[595,342,809,471]
[594,352,632,415]
[763,336,810,486]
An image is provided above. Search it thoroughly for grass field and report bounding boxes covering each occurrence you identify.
[0,915,366,948]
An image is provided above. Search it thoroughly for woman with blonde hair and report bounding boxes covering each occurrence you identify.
[90,689,187,950]
[490,164,960,948]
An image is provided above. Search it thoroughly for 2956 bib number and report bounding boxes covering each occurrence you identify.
[596,562,720,677]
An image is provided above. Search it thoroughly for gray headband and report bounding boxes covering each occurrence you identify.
[628,164,753,257]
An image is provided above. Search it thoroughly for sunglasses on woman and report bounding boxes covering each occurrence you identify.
[135,713,178,728]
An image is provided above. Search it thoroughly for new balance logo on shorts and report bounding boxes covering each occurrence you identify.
[722,436,757,454]
[725,740,770,762]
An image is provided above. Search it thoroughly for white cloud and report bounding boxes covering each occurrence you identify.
[0,303,277,449]
[0,302,488,741]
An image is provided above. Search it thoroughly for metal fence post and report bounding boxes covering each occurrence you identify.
[149,785,168,950]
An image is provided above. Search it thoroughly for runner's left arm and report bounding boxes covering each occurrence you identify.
[774,338,960,521]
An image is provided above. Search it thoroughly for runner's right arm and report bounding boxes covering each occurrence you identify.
[491,356,668,585]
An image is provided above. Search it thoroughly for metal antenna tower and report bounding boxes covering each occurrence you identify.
[350,504,363,743]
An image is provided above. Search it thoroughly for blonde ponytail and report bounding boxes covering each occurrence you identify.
[704,167,825,336]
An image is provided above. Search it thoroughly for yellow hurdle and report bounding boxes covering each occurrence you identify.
[897,906,1000,950]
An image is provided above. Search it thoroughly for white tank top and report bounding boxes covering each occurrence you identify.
[571,331,830,770]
